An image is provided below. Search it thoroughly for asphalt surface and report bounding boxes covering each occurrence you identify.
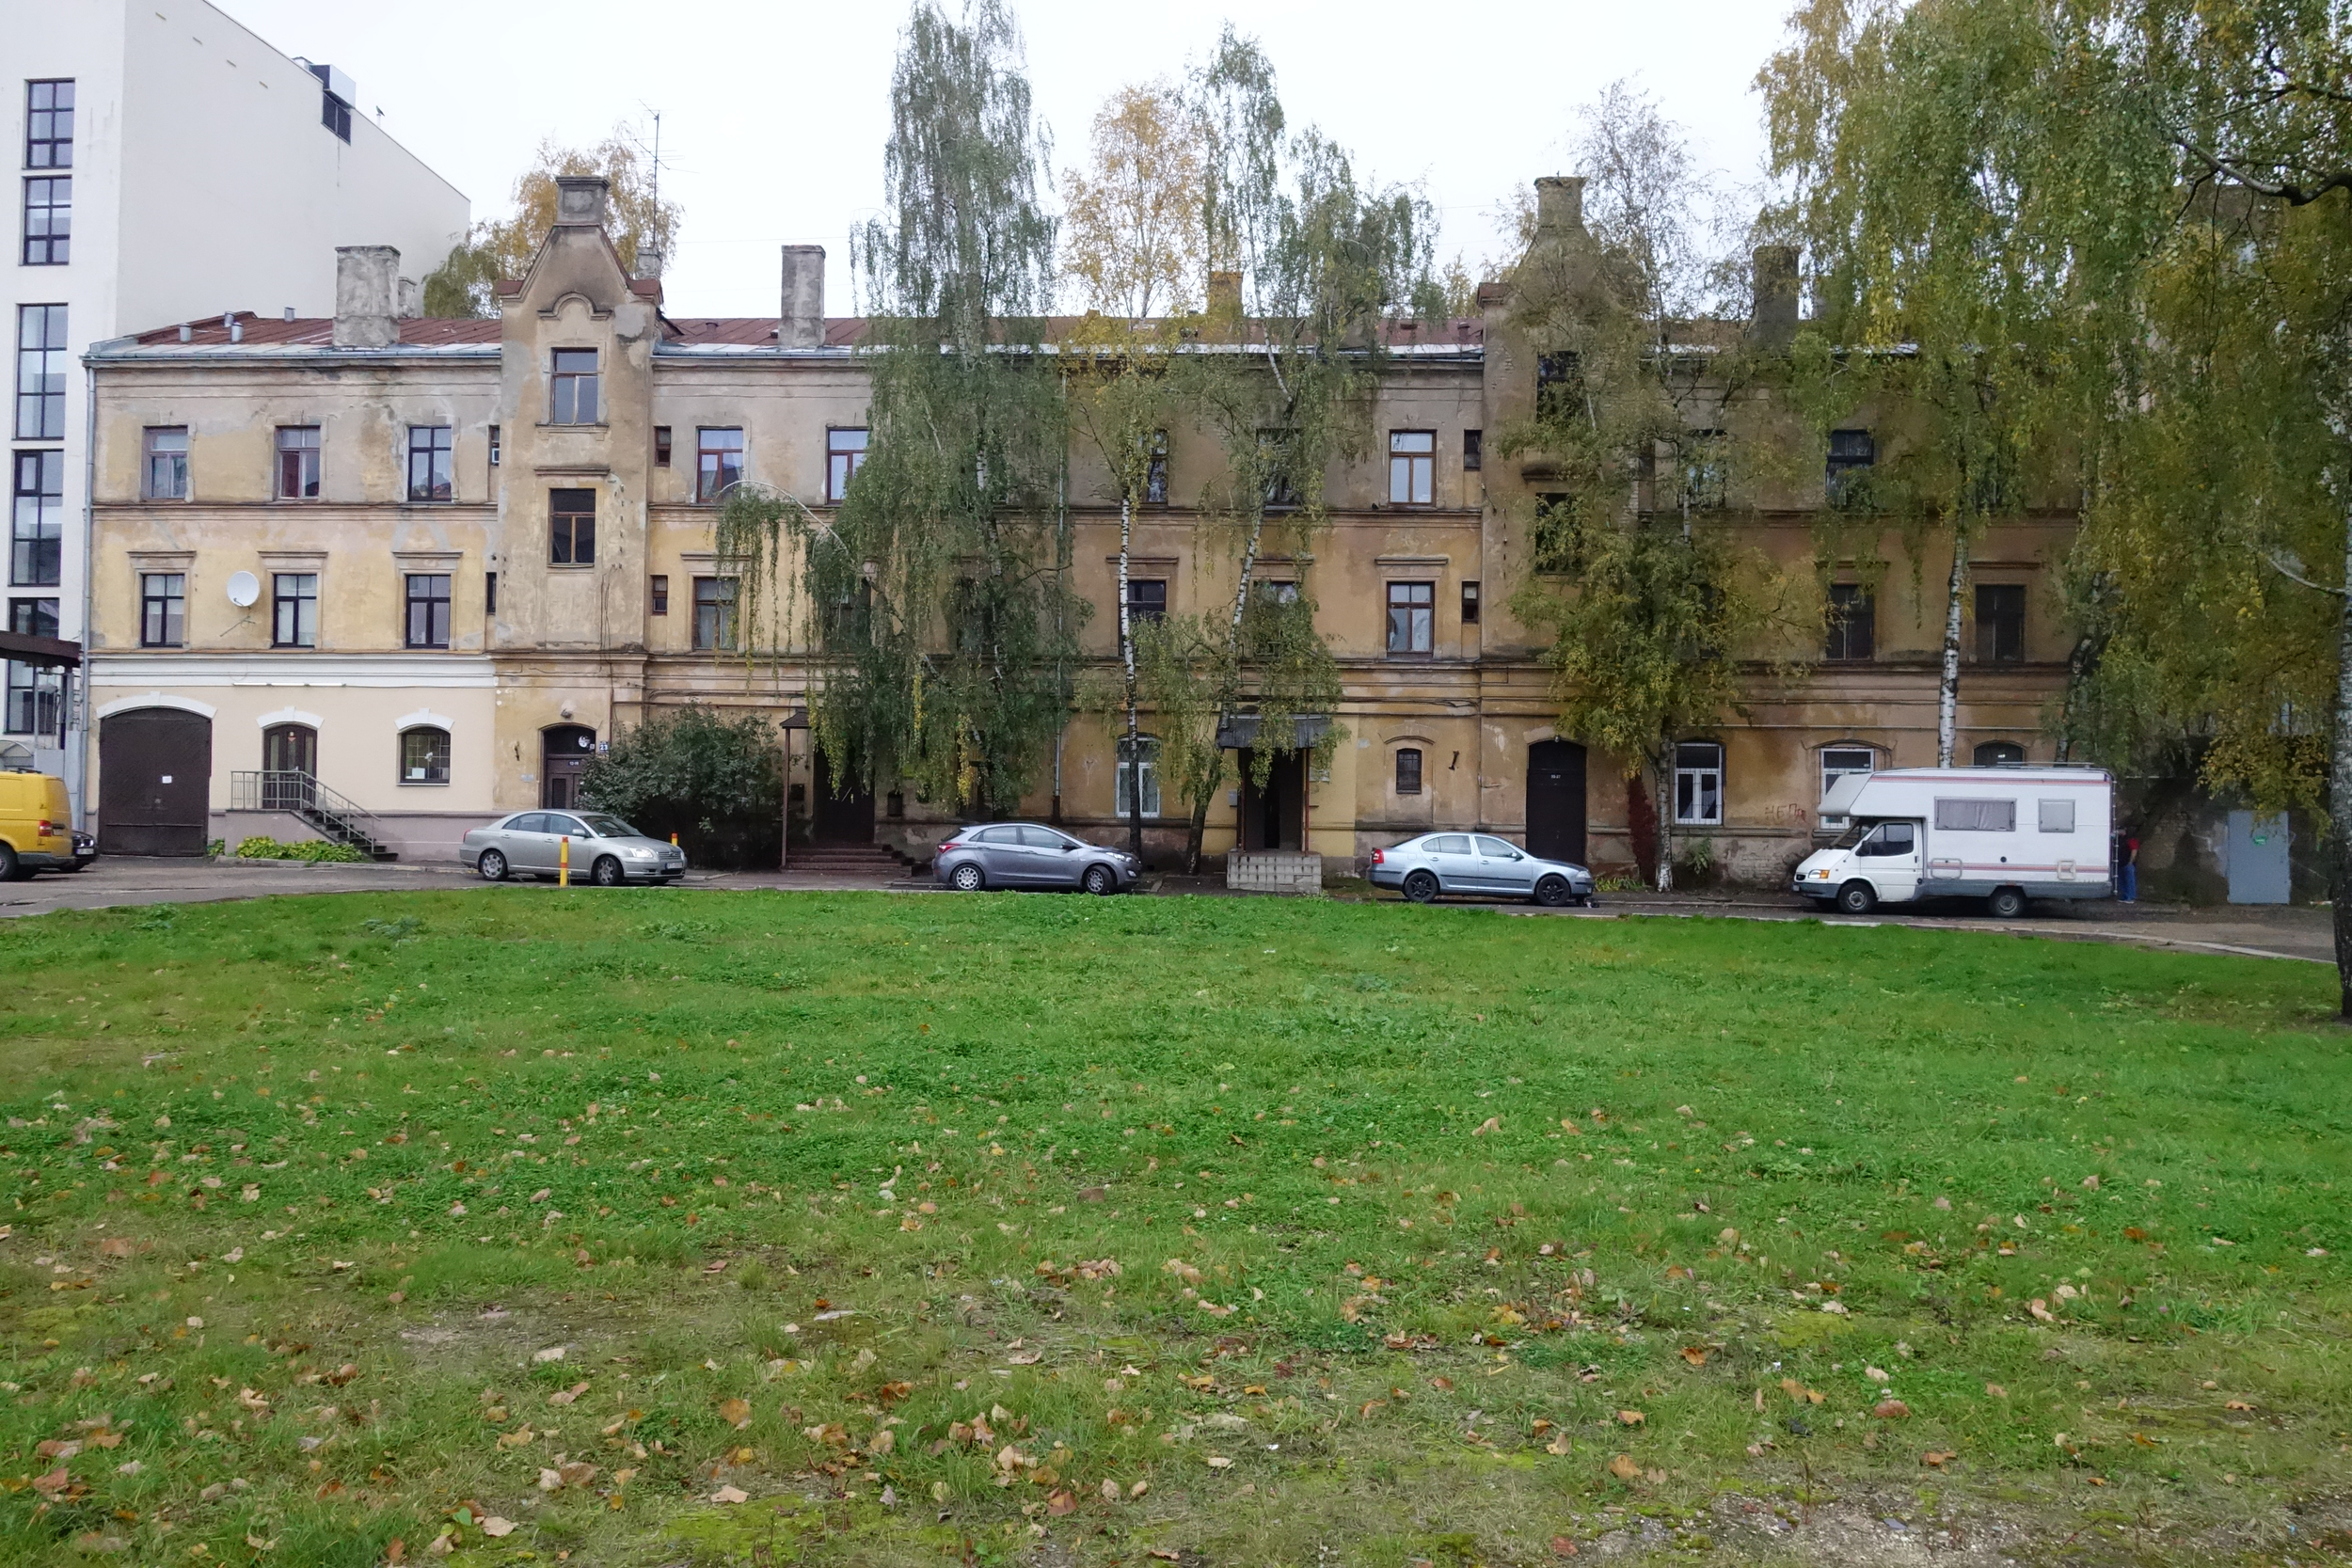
[0,856,2332,967]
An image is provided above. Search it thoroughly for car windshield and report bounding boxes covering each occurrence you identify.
[576,814,641,839]
[1832,818,1876,849]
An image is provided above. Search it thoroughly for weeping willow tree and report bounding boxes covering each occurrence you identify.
[720,0,1081,816]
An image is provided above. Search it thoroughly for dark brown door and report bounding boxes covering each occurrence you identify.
[100,707,212,856]
[1526,738,1587,864]
[1237,750,1304,850]
[811,749,874,845]
[261,723,317,810]
[542,725,596,809]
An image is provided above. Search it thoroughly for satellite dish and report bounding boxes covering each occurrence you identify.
[226,570,260,608]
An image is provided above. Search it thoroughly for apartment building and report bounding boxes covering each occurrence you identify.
[82,175,2074,877]
[5,0,466,814]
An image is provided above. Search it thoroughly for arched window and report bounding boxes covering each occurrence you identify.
[1115,736,1160,816]
[1974,740,2026,767]
[400,727,450,785]
[1394,746,1423,795]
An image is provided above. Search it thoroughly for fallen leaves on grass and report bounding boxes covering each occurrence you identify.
[1606,1453,1642,1481]
[718,1398,751,1428]
[1923,1450,1955,1468]
[1780,1378,1825,1405]
[709,1484,748,1504]
[1614,1410,1645,1427]
[1873,1400,1911,1419]
[1678,1347,1709,1367]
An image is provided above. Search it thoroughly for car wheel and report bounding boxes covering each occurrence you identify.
[0,844,21,882]
[1533,874,1573,908]
[1987,886,2028,919]
[1402,869,1439,904]
[1836,879,1877,915]
[950,863,985,892]
[476,848,507,882]
[592,856,626,888]
[1082,863,1116,895]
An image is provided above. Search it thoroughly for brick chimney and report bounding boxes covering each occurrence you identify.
[1534,176,1585,237]
[554,175,610,229]
[1750,245,1800,347]
[1207,269,1243,319]
[780,245,826,349]
[332,245,400,348]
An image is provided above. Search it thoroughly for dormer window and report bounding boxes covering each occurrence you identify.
[550,350,599,424]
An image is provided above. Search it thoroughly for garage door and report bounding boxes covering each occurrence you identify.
[100,707,212,856]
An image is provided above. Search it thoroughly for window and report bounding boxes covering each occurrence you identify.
[143,427,188,499]
[319,86,351,141]
[648,574,669,615]
[3,658,58,736]
[692,576,737,651]
[1857,821,1915,858]
[549,349,599,424]
[1825,428,1875,503]
[2039,798,2076,833]
[1426,833,1471,854]
[1115,735,1161,816]
[1974,739,2026,767]
[1258,429,1300,508]
[1976,583,2026,662]
[1535,352,1583,420]
[15,304,67,440]
[827,428,867,500]
[1144,430,1168,504]
[400,728,451,785]
[654,426,672,467]
[24,81,73,169]
[405,573,451,648]
[139,573,184,647]
[1386,580,1434,656]
[1935,797,2015,832]
[7,596,56,638]
[1462,429,1482,472]
[10,450,61,585]
[1674,740,1724,825]
[485,570,498,614]
[548,488,596,564]
[1395,747,1422,795]
[275,426,321,499]
[1825,583,1874,660]
[1125,578,1166,627]
[1531,491,1580,574]
[1389,430,1435,506]
[696,427,744,501]
[1460,580,1480,625]
[272,573,318,648]
[1680,431,1727,511]
[1820,745,1875,801]
[487,424,501,468]
[21,177,69,265]
[1253,579,1299,607]
[405,425,453,501]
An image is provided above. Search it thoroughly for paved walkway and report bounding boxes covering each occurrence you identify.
[0,857,2331,967]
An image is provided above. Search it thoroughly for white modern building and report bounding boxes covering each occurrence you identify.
[3,0,467,812]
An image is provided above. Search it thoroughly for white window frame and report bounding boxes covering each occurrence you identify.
[1820,743,1875,802]
[1674,740,1724,826]
[1115,735,1161,817]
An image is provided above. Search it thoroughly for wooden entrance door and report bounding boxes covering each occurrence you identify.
[1525,739,1587,864]
[99,707,212,856]
[261,723,317,810]
[542,725,596,809]
[810,749,875,845]
[1237,750,1305,850]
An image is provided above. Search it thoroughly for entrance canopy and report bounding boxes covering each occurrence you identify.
[0,630,79,669]
[1215,713,1329,752]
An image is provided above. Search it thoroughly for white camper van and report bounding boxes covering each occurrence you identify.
[1791,767,2115,917]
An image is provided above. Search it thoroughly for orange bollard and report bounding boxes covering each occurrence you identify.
[559,834,570,887]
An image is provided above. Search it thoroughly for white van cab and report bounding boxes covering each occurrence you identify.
[1792,766,2114,917]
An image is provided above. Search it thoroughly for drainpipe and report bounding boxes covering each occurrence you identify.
[74,356,97,831]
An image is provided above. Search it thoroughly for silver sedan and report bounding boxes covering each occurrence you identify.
[461,810,688,886]
[1368,832,1596,907]
[932,822,1141,894]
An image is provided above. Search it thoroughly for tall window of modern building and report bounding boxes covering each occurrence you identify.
[827,427,867,501]
[272,573,319,648]
[406,425,453,501]
[696,427,743,500]
[20,177,68,265]
[1385,580,1434,656]
[1976,582,2026,662]
[4,595,60,736]
[405,573,451,649]
[1144,430,1169,504]
[549,349,598,423]
[14,305,67,439]
[139,573,184,648]
[275,426,321,499]
[1389,430,1435,505]
[144,427,189,500]
[24,80,73,168]
[10,450,61,586]
[1674,740,1725,826]
[1825,582,1875,660]
[691,577,738,651]
[548,488,596,564]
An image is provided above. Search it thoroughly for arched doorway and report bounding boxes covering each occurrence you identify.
[100,706,212,856]
[261,722,317,810]
[1974,740,2026,767]
[1525,738,1587,864]
[542,724,596,809]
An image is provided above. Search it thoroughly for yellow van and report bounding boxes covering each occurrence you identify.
[0,769,72,879]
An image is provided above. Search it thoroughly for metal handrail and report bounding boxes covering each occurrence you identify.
[229,770,385,849]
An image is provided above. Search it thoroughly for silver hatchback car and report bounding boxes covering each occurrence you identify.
[933,822,1141,895]
[1369,832,1596,907]
[462,810,688,886]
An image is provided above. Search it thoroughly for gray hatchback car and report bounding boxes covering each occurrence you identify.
[932,822,1140,894]
[1369,832,1596,907]
[462,810,688,886]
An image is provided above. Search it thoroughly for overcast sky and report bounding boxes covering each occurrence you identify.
[226,0,1796,319]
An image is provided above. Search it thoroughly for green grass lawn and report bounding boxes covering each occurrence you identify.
[0,890,2345,1566]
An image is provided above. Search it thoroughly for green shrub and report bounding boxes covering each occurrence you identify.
[234,836,369,863]
[580,703,782,868]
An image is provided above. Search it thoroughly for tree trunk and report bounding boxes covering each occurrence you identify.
[2331,504,2352,1018]
[1653,747,1676,894]
[1937,531,1971,767]
[1118,493,1143,858]
[1185,752,1223,875]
